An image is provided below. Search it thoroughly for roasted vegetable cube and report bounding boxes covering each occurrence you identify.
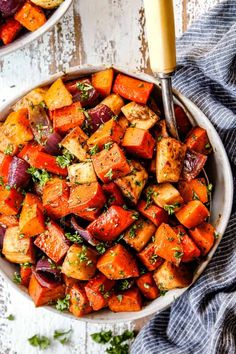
[30,0,65,9]
[124,218,156,252]
[87,119,124,149]
[92,68,114,97]
[101,94,124,115]
[0,186,24,215]
[137,200,168,227]
[20,265,32,287]
[27,149,68,176]
[0,18,22,45]
[19,193,45,237]
[185,127,212,155]
[108,287,142,312]
[0,129,18,156]
[178,178,208,203]
[0,152,12,183]
[14,2,46,32]
[69,283,93,317]
[102,182,124,206]
[68,162,97,185]
[121,101,160,130]
[42,178,70,219]
[85,273,115,311]
[189,222,215,255]
[44,78,73,111]
[122,127,155,159]
[149,183,183,212]
[13,88,47,112]
[172,225,201,262]
[176,201,210,229]
[51,102,85,134]
[138,242,163,271]
[60,126,89,161]
[136,272,159,299]
[0,215,19,228]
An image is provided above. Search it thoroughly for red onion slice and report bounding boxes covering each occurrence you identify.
[28,105,52,145]
[44,132,62,155]
[33,270,62,289]
[66,78,100,107]
[88,104,114,132]
[8,157,30,189]
[36,258,61,279]
[182,149,207,181]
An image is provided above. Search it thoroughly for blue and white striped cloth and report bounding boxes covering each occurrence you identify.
[132,1,236,353]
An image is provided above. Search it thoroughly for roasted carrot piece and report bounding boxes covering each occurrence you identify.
[50,102,85,135]
[20,265,32,287]
[92,68,114,97]
[19,193,45,237]
[69,283,93,317]
[42,178,70,219]
[87,119,124,149]
[34,221,70,263]
[92,143,131,183]
[17,143,42,161]
[87,205,135,242]
[0,186,23,215]
[97,244,139,279]
[175,201,210,229]
[136,272,159,299]
[0,215,19,227]
[185,127,212,155]
[108,287,142,312]
[26,149,67,176]
[138,242,163,271]
[122,127,155,159]
[0,152,12,184]
[28,273,65,307]
[154,223,184,266]
[0,19,22,45]
[174,105,191,136]
[62,275,78,294]
[102,182,124,206]
[178,178,208,204]
[189,222,215,256]
[137,200,168,227]
[113,74,153,104]
[85,273,115,311]
[172,225,201,262]
[15,2,46,32]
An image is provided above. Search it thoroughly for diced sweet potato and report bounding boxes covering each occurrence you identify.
[44,78,73,111]
[28,273,65,307]
[34,221,69,263]
[115,161,148,204]
[62,244,98,280]
[172,225,200,262]
[136,272,159,299]
[69,283,92,317]
[113,74,153,104]
[153,261,192,291]
[121,101,160,130]
[92,68,114,97]
[122,127,155,159]
[0,186,24,215]
[68,162,97,185]
[176,201,210,229]
[185,127,212,155]
[178,178,208,204]
[2,226,35,264]
[124,218,156,252]
[101,94,124,115]
[85,273,115,311]
[137,200,168,227]
[26,149,68,176]
[0,129,18,156]
[0,18,22,45]
[87,119,124,149]
[15,2,46,32]
[62,275,78,294]
[92,143,131,183]
[12,88,48,112]
[0,152,12,183]
[60,126,89,161]
[156,137,186,183]
[87,205,135,242]
[108,287,142,312]
[19,193,45,237]
[102,182,124,206]
[150,183,183,211]
[51,102,84,134]
[0,215,19,228]
[42,178,70,219]
[118,115,129,130]
[138,242,163,271]
[154,223,183,266]
[189,222,215,255]
[97,244,139,279]
[20,265,32,287]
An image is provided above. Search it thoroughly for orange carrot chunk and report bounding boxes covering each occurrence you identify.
[42,178,70,219]
[0,19,22,45]
[19,193,45,237]
[122,128,155,159]
[69,283,93,317]
[0,152,12,184]
[172,225,201,262]
[15,2,46,32]
[185,127,212,155]
[87,119,124,149]
[85,273,115,311]
[138,242,163,271]
[178,178,208,204]
[20,265,32,287]
[92,68,114,97]
[26,148,67,176]
[175,200,210,229]
[51,102,84,135]
[108,287,142,312]
[136,272,159,299]
[189,222,215,256]
[102,182,125,206]
[137,200,168,227]
[0,186,23,215]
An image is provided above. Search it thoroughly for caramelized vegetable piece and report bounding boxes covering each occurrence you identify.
[185,127,212,155]
[0,18,21,45]
[174,106,191,136]
[12,88,47,112]
[92,143,131,183]
[61,244,98,280]
[154,223,184,266]
[176,201,210,229]
[20,265,32,287]
[19,193,45,237]
[156,137,186,183]
[87,119,124,149]
[118,115,129,130]
[2,226,35,264]
[137,200,168,227]
[115,161,148,204]
[28,273,65,307]
[124,218,156,252]
[182,149,207,181]
[68,162,97,185]
[150,183,183,210]
[113,74,153,104]
[138,242,163,271]
[122,127,155,159]
[87,205,135,242]
[0,152,12,183]
[108,287,142,312]
[172,225,201,262]
[97,244,139,279]
[92,68,114,97]
[0,186,23,215]
[0,215,19,228]
[42,178,70,219]
[60,126,89,161]
[31,0,64,9]
[153,261,192,291]
[44,78,73,111]
[121,101,160,130]
[101,94,124,115]
[178,178,208,204]
[189,222,215,255]
[34,221,69,263]
[85,273,115,311]
[14,2,46,32]
[65,78,99,107]
[102,182,124,206]
[69,283,93,317]
[136,272,159,299]
[26,149,68,176]
[2,109,33,146]
[51,102,85,134]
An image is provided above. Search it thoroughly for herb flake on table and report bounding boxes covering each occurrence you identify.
[28,334,51,350]
[91,329,135,354]
[54,328,72,344]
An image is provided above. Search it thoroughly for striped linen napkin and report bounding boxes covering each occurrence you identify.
[131,1,236,353]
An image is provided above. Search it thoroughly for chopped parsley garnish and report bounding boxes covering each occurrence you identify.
[90,329,135,354]
[91,330,113,344]
[6,314,15,321]
[65,232,83,244]
[104,168,113,180]
[0,176,4,186]
[53,329,72,344]
[130,122,136,128]
[172,247,184,259]
[27,167,51,187]
[13,272,21,284]
[159,289,168,296]
[150,254,158,264]
[192,191,200,200]
[89,144,99,155]
[96,242,106,254]
[131,212,139,220]
[163,203,180,215]
[145,187,154,209]
[205,143,211,149]
[4,144,13,156]
[116,294,123,302]
[28,334,51,350]
[78,245,93,265]
[20,262,32,268]
[56,150,74,168]
[118,279,131,291]
[76,81,93,100]
[104,142,113,150]
[207,183,213,195]
[55,295,70,312]
[214,231,220,239]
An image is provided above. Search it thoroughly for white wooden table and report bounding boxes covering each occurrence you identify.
[0,1,221,353]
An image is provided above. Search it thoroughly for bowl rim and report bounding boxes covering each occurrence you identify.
[0,0,73,58]
[0,64,233,323]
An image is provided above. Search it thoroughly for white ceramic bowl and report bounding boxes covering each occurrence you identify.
[0,65,233,323]
[0,0,73,57]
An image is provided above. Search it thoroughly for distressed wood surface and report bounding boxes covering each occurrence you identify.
[0,1,221,353]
